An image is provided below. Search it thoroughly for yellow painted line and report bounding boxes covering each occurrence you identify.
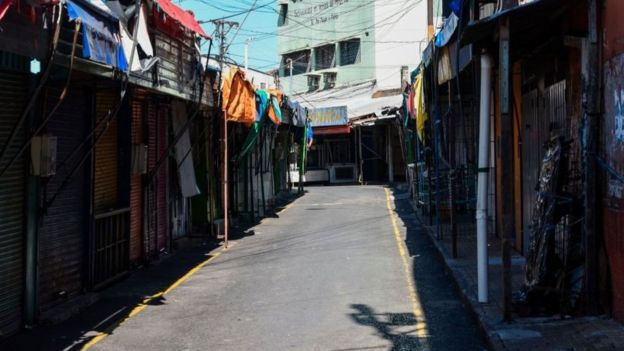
[277,200,296,214]
[384,188,429,338]
[81,250,224,350]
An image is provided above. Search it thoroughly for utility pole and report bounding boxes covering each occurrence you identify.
[211,19,238,249]
[244,37,256,73]
[287,58,294,95]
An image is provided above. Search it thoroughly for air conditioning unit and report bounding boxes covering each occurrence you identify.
[131,144,148,175]
[308,75,320,91]
[323,72,337,89]
[31,135,57,177]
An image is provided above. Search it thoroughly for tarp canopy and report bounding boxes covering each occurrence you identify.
[0,0,12,21]
[153,0,209,38]
[293,80,403,121]
[66,0,128,69]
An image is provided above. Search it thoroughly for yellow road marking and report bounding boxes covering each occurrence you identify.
[81,250,224,350]
[384,188,429,338]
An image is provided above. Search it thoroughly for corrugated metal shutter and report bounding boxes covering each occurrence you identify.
[0,69,26,337]
[145,99,169,257]
[521,81,567,253]
[156,104,169,252]
[129,90,145,263]
[38,87,88,313]
[94,90,119,213]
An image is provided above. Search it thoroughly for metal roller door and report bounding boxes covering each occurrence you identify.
[0,68,27,336]
[145,99,169,257]
[129,90,145,263]
[94,90,119,213]
[38,87,89,313]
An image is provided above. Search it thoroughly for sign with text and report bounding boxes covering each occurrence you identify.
[309,106,348,127]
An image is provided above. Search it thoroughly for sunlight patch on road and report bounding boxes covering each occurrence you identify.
[384,188,429,338]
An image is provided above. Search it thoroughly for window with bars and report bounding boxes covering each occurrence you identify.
[281,50,310,76]
[339,38,360,66]
[314,44,335,70]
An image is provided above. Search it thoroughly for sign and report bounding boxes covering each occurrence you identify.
[309,106,348,127]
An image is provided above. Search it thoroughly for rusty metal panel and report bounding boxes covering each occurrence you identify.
[521,81,567,253]
[38,86,89,313]
[602,52,624,322]
[0,68,27,337]
[603,0,624,62]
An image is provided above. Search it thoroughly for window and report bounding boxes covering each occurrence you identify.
[281,50,310,76]
[278,4,288,26]
[308,75,320,91]
[339,38,361,66]
[323,72,337,89]
[314,44,335,70]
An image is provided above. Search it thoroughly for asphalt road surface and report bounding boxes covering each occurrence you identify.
[89,185,486,351]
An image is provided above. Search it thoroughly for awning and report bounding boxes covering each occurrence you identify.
[460,0,574,47]
[153,0,209,38]
[313,125,351,135]
[66,0,127,70]
[435,13,458,48]
[0,0,12,21]
[293,80,403,121]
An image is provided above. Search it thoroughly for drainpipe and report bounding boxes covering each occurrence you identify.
[476,53,492,303]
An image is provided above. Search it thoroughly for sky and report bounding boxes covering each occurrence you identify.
[178,0,281,72]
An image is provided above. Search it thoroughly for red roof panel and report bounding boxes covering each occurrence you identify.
[154,0,209,39]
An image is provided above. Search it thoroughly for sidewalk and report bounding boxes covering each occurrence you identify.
[410,200,624,350]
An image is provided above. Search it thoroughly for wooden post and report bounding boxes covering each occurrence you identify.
[499,17,514,322]
[223,113,228,248]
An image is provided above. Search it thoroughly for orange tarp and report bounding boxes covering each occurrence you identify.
[221,68,256,125]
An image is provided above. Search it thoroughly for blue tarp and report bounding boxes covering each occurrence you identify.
[434,13,459,48]
[66,0,127,70]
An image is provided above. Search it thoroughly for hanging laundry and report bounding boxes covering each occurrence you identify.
[255,89,270,122]
[221,68,257,125]
[267,89,283,125]
[413,71,428,142]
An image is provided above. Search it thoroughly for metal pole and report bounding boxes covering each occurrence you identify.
[477,54,493,303]
[244,39,249,73]
[288,58,294,95]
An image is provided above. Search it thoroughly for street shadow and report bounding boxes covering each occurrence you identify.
[1,240,224,351]
[348,304,427,351]
[384,186,488,351]
[2,190,309,351]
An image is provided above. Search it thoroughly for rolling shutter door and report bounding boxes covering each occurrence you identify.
[94,90,119,213]
[145,99,168,257]
[129,90,145,262]
[38,87,88,313]
[0,69,26,336]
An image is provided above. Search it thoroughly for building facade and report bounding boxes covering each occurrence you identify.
[277,0,430,93]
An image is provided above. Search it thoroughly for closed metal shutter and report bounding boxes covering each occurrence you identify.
[38,87,88,313]
[129,90,145,262]
[145,99,168,257]
[94,90,119,213]
[0,69,26,336]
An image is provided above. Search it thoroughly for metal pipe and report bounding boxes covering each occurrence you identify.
[476,53,492,303]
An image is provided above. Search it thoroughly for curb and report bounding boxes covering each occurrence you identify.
[408,199,506,351]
